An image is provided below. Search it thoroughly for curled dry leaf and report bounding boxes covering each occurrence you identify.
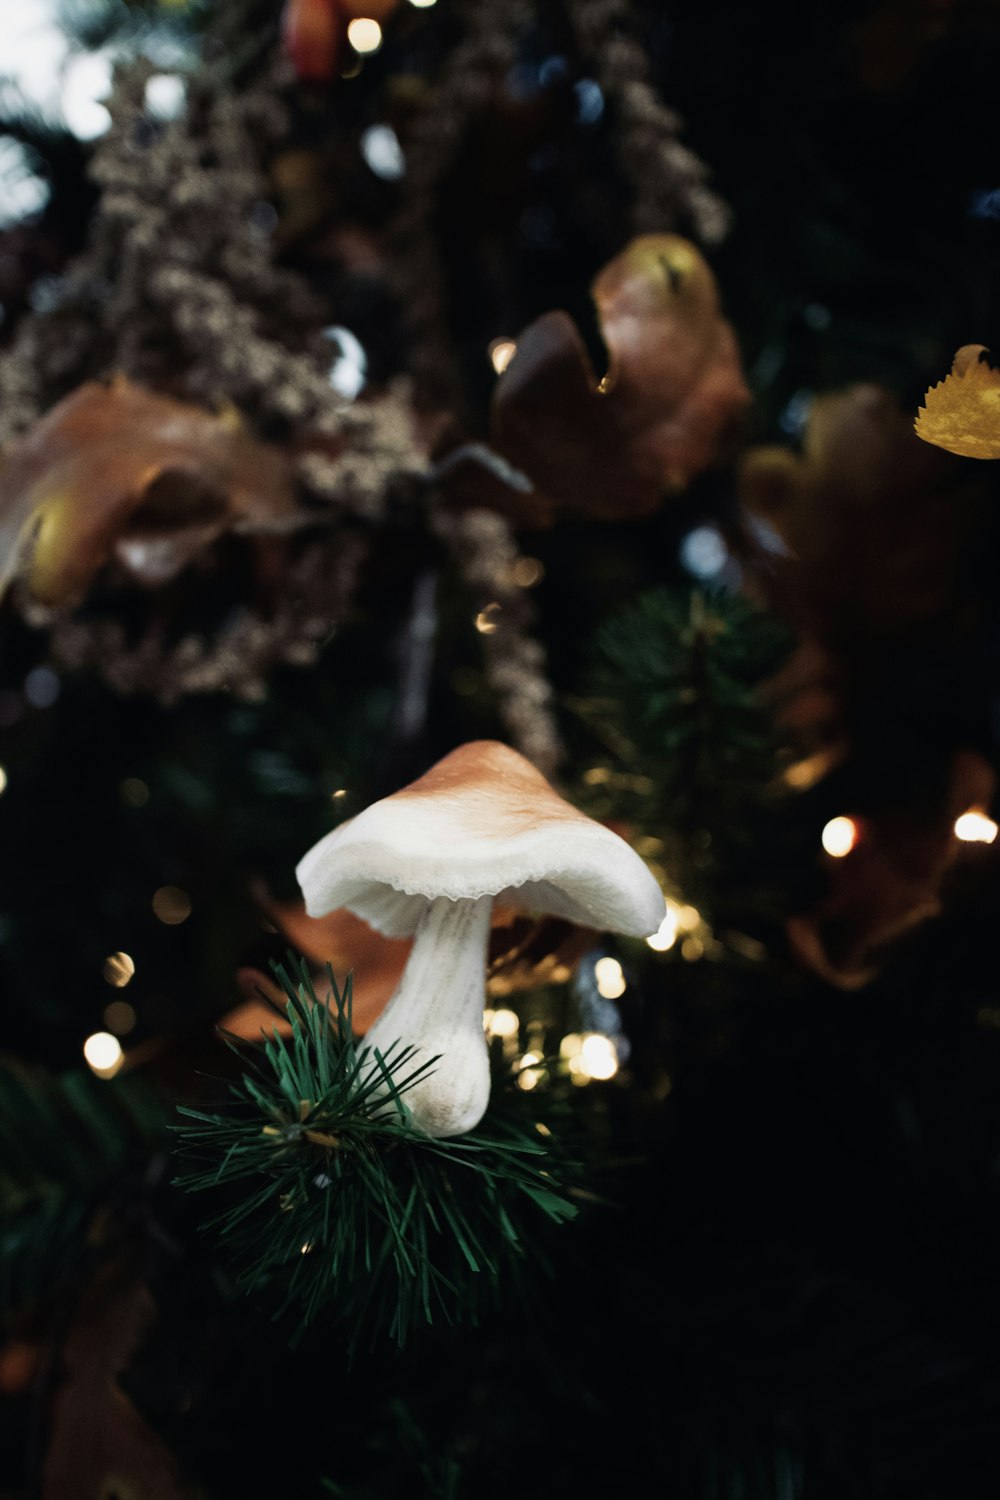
[787,749,996,989]
[741,383,980,640]
[471,234,749,525]
[0,378,302,609]
[915,344,1000,459]
[42,1268,188,1500]
[224,895,595,1039]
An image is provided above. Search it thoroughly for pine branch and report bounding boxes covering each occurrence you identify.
[575,585,789,831]
[174,959,580,1352]
[0,1061,168,1319]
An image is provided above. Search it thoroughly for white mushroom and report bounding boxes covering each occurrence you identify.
[295,740,666,1137]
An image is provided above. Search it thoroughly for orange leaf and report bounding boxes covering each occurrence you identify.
[490,234,749,522]
[0,379,300,608]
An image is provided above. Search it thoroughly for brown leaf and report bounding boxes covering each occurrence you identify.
[915,344,1000,458]
[741,383,980,639]
[222,896,593,1038]
[0,379,301,608]
[486,907,596,996]
[488,234,749,523]
[226,903,412,1038]
[787,750,996,988]
[42,1268,190,1500]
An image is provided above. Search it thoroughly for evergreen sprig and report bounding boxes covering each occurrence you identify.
[175,960,579,1351]
[583,587,791,827]
[0,1061,167,1318]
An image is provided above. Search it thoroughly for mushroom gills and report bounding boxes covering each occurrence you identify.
[360,893,494,1138]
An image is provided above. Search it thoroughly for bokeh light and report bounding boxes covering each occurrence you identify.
[821,816,859,858]
[955,810,999,844]
[594,956,626,999]
[102,952,135,988]
[83,1031,123,1078]
[347,18,383,54]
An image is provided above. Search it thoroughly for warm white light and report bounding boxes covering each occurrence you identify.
[474,603,500,634]
[104,1000,137,1035]
[647,907,679,952]
[516,1052,544,1091]
[489,338,517,374]
[0,764,7,795]
[594,956,626,999]
[510,556,544,587]
[409,0,438,7]
[580,1033,619,1081]
[487,1008,519,1039]
[821,816,859,858]
[347,17,383,53]
[152,886,191,925]
[102,952,135,988]
[559,1032,583,1059]
[955,810,999,844]
[583,766,611,786]
[332,788,348,801]
[83,1031,123,1078]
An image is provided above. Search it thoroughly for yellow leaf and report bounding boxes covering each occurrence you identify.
[915,344,1000,458]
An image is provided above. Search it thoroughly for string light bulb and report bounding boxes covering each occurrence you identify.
[474,602,500,634]
[579,1033,619,1081]
[955,810,999,844]
[489,338,517,374]
[103,1000,136,1035]
[516,1052,544,1091]
[83,1031,124,1079]
[346,17,382,53]
[821,815,859,858]
[647,907,679,952]
[594,956,626,999]
[102,951,135,987]
[152,886,192,925]
[486,1008,519,1039]
[0,764,7,795]
[510,556,544,588]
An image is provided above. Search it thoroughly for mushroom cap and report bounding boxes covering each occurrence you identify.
[296,740,665,940]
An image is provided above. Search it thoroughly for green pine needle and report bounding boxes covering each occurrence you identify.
[0,1062,168,1319]
[576,586,792,845]
[174,959,579,1351]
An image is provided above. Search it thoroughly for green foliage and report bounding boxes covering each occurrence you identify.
[573,586,791,889]
[0,1061,168,1319]
[321,1398,465,1499]
[175,960,579,1352]
[581,586,791,828]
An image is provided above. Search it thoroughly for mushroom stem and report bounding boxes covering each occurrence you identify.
[361,894,494,1138]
